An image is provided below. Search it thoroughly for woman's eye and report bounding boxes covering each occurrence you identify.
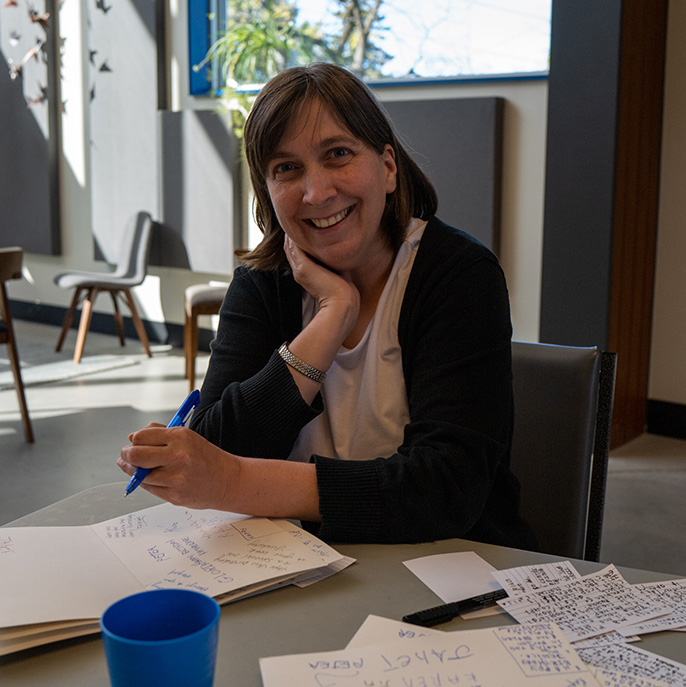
[331,148,350,159]
[273,162,296,176]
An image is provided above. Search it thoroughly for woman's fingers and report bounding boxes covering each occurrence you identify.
[117,427,236,510]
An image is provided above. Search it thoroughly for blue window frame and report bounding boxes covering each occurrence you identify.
[188,0,225,95]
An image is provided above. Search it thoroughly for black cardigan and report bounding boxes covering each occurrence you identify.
[190,216,534,548]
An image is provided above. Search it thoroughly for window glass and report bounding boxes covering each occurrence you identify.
[296,0,551,81]
[190,0,551,94]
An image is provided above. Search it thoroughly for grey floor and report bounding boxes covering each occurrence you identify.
[2,320,686,578]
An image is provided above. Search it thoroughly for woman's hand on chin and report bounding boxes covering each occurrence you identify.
[284,235,360,333]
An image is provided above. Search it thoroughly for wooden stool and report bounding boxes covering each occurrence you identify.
[184,283,228,391]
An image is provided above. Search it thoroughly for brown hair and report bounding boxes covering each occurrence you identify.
[240,62,438,270]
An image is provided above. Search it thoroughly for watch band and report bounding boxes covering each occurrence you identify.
[278,342,327,383]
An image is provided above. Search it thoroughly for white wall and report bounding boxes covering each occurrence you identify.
[649,0,686,406]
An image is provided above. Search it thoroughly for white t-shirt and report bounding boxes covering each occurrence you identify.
[288,218,427,462]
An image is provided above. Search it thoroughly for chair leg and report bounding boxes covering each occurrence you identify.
[109,290,126,346]
[7,334,34,442]
[55,288,83,352]
[186,307,199,392]
[1,285,34,442]
[73,287,98,363]
[122,290,152,358]
[184,307,193,384]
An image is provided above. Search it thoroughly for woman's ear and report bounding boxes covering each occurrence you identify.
[383,145,398,194]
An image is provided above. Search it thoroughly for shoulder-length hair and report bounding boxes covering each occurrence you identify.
[240,62,437,270]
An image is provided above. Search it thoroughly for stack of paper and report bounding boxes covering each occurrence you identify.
[403,553,686,685]
[259,554,686,686]
[261,617,604,686]
[0,502,353,655]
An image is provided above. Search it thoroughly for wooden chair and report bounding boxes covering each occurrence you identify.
[184,283,228,391]
[54,212,154,363]
[509,341,617,561]
[0,247,34,442]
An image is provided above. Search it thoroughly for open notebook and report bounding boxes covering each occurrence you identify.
[0,502,353,655]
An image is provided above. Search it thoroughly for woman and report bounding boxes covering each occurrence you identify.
[118,62,534,548]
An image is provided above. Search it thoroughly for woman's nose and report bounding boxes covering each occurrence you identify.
[302,167,336,206]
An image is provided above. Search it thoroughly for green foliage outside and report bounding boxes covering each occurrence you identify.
[197,0,389,137]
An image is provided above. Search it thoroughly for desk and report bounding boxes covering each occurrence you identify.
[2,483,685,685]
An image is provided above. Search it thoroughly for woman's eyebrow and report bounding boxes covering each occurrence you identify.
[270,135,359,161]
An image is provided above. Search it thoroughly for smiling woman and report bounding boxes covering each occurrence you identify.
[118,63,536,550]
[240,63,437,270]
[264,101,397,280]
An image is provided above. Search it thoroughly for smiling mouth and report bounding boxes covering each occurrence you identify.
[307,206,353,229]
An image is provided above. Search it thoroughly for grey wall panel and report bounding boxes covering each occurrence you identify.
[85,0,239,275]
[539,2,622,348]
[0,0,56,253]
[158,109,240,275]
[382,97,503,253]
[88,0,159,264]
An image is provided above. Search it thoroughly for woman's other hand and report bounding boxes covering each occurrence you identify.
[117,425,235,510]
[117,425,320,520]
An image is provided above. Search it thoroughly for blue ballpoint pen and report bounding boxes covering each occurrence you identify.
[124,389,201,496]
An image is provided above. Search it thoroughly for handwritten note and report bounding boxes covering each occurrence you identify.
[260,621,601,686]
[274,519,356,587]
[572,630,640,650]
[346,615,444,649]
[589,665,670,687]
[91,504,330,597]
[346,615,657,687]
[578,643,686,687]
[498,565,672,642]
[493,560,581,595]
[0,503,346,637]
[617,580,686,636]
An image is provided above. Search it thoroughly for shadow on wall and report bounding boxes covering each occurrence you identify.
[0,52,54,254]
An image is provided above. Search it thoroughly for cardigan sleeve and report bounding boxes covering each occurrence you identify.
[309,238,530,547]
[189,266,321,459]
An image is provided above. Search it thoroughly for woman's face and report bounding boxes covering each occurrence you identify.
[265,99,397,277]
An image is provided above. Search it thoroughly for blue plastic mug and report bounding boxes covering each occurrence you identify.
[100,589,220,687]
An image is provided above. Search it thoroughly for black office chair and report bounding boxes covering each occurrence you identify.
[54,212,154,363]
[509,341,617,561]
[0,246,34,442]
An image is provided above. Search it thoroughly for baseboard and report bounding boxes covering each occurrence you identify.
[646,399,686,440]
[9,299,216,353]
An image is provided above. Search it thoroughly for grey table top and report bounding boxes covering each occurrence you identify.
[2,483,685,685]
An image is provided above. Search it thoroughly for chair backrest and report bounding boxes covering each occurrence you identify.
[509,341,617,561]
[0,248,22,345]
[0,247,23,327]
[0,247,23,284]
[115,211,154,283]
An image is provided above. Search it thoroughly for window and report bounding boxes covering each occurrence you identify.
[189,0,551,94]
